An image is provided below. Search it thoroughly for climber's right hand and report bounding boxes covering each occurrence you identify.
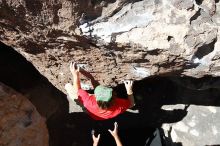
[70,62,80,75]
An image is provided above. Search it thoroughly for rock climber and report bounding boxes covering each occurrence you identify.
[65,62,135,120]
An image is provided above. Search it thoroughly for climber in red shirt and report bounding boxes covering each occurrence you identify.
[65,62,135,120]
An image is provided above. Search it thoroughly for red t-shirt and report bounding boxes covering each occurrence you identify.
[78,89,131,120]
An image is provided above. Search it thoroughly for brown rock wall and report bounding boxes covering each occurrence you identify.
[0,82,49,146]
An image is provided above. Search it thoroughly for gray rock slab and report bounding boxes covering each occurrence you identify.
[162,104,220,146]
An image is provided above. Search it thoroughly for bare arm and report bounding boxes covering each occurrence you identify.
[70,62,81,92]
[108,122,123,146]
[127,94,135,108]
[73,72,81,91]
[91,130,100,146]
[124,80,135,108]
[80,68,100,88]
[113,135,123,146]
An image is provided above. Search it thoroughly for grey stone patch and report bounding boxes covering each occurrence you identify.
[80,0,155,42]
[81,82,93,90]
[212,1,220,25]
[171,0,194,10]
[162,105,220,146]
[131,66,151,78]
[161,104,186,110]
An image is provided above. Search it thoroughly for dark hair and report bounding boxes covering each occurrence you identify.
[97,98,113,109]
[96,91,117,109]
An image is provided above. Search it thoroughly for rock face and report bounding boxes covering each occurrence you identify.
[162,104,220,146]
[0,0,220,92]
[0,82,49,146]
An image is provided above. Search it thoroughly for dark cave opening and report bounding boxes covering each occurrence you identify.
[1,42,220,146]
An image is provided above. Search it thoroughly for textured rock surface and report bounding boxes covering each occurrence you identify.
[81,0,220,79]
[2,44,220,146]
[162,104,220,146]
[0,0,220,92]
[0,82,49,146]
